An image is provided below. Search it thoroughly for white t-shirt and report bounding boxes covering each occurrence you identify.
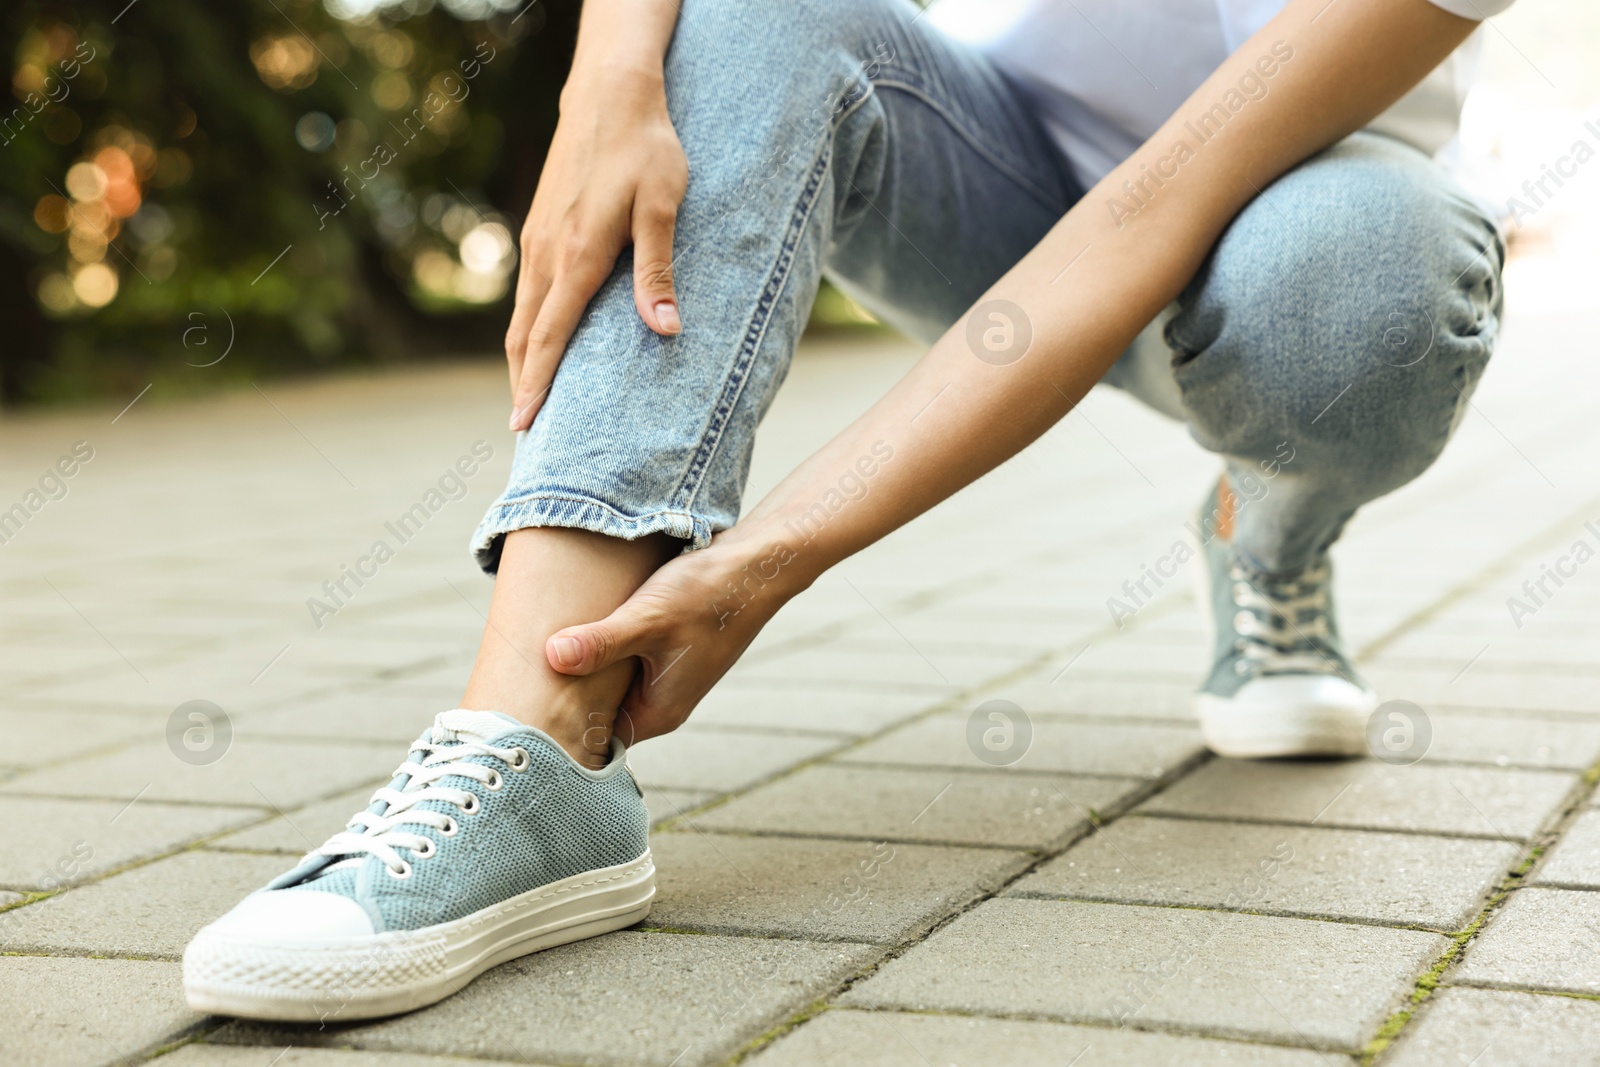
[925,0,1516,189]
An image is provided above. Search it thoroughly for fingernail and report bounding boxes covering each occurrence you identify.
[508,404,523,431]
[551,636,581,667]
[654,301,681,335]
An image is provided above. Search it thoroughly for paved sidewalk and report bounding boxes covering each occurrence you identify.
[4,266,1600,1066]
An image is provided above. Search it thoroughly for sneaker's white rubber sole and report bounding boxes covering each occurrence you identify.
[183,850,655,1022]
[1196,679,1376,759]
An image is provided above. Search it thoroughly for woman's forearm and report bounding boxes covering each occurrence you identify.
[731,0,1474,590]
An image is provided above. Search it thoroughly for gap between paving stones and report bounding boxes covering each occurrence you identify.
[1378,659,1600,679]
[1361,757,1600,1065]
[1354,488,1600,664]
[834,757,1206,789]
[751,1004,1374,1062]
[1131,807,1556,846]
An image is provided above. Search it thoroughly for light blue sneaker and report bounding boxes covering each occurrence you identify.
[183,709,653,1021]
[1192,479,1376,758]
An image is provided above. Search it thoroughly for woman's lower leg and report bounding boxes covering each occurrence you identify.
[459,527,679,768]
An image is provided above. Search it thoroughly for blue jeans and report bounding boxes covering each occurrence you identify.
[472,0,1503,577]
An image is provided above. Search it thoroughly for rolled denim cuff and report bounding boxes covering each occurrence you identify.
[470,492,712,574]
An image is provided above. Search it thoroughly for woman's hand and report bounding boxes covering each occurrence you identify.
[505,69,688,432]
[543,527,813,744]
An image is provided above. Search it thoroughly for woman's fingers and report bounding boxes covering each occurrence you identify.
[631,194,681,336]
[549,602,694,747]
[546,603,662,677]
[503,249,552,405]
[510,272,603,431]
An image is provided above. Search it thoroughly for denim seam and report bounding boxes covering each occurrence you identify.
[478,491,709,546]
[671,138,834,516]
[869,76,1066,213]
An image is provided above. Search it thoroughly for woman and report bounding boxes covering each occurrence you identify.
[185,0,1506,1020]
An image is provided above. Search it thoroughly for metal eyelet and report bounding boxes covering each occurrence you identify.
[1234,660,1251,675]
[388,860,413,880]
[461,793,481,816]
[412,839,436,860]
[508,747,530,772]
[1233,611,1254,630]
[485,770,504,792]
[439,817,459,837]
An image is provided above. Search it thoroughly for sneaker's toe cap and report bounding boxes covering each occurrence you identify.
[1198,675,1377,759]
[202,888,375,943]
[1227,674,1376,715]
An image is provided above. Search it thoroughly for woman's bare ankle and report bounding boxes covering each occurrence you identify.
[458,677,622,770]
[455,527,676,771]
[507,698,618,770]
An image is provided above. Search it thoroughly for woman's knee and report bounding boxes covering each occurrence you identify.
[1168,133,1503,484]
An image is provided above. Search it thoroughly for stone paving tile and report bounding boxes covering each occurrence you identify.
[1423,712,1600,770]
[625,727,844,793]
[244,692,447,744]
[748,1008,1353,1066]
[2,956,201,1067]
[693,764,1144,849]
[1008,815,1517,929]
[1,850,286,957]
[643,787,719,827]
[883,607,1105,652]
[1454,888,1600,994]
[729,644,1027,691]
[0,708,157,768]
[839,713,1204,779]
[1529,810,1600,888]
[983,673,1197,721]
[841,898,1446,1051]
[208,784,378,854]
[1138,759,1576,840]
[164,1047,540,1066]
[1385,986,1600,1067]
[1366,669,1600,715]
[1387,632,1600,669]
[0,694,169,720]
[219,931,879,1067]
[1058,636,1210,674]
[690,682,938,737]
[1,795,258,893]
[647,832,1029,943]
[0,736,400,809]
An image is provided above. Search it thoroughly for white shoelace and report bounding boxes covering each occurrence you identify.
[309,719,528,878]
[1229,563,1339,677]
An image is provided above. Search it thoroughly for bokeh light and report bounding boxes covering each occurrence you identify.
[295,111,337,152]
[72,262,118,307]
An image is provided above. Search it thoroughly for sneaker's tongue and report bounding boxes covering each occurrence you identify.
[431,708,523,744]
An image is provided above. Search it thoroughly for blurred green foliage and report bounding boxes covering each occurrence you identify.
[0,0,576,406]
